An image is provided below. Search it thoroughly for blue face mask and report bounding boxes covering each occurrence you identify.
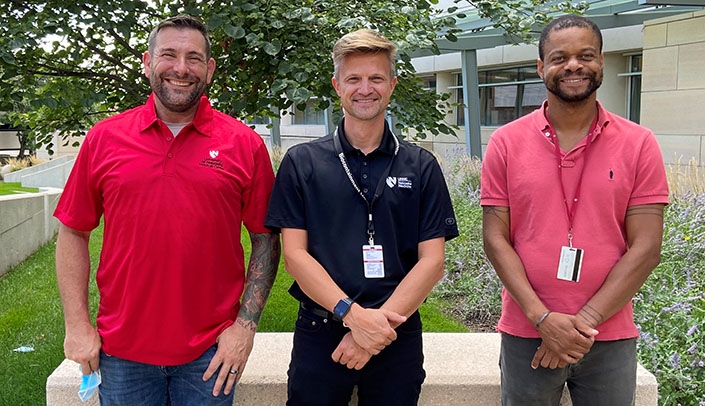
[78,366,101,402]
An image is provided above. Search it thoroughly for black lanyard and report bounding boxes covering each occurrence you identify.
[333,127,399,245]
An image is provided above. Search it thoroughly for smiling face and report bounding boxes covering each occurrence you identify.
[332,52,397,124]
[537,26,604,104]
[143,26,215,122]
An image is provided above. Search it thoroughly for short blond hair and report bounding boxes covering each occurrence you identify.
[332,29,397,79]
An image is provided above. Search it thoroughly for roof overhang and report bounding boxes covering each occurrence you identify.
[411,0,705,56]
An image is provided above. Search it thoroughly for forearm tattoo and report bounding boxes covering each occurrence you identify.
[579,304,604,328]
[483,206,510,229]
[625,205,664,218]
[237,232,281,331]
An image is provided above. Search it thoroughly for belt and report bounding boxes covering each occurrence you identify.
[300,302,343,322]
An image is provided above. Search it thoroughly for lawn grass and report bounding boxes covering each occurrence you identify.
[0,224,466,405]
[0,182,39,195]
[0,222,102,406]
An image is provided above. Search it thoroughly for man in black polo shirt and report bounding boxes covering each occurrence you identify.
[265,28,459,405]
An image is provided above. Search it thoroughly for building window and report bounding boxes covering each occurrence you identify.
[617,54,642,124]
[292,99,326,125]
[627,54,642,124]
[456,65,545,127]
[421,76,437,92]
[455,77,465,127]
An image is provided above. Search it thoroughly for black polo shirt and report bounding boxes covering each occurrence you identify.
[265,119,458,308]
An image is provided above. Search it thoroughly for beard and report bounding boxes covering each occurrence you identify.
[546,70,603,103]
[150,71,207,114]
[344,103,385,122]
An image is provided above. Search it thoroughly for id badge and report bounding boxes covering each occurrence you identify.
[557,246,583,282]
[363,245,384,278]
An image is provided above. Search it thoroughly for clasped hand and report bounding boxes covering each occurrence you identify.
[532,312,598,369]
[345,307,406,354]
[331,307,406,369]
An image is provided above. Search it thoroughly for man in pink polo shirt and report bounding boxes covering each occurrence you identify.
[481,15,668,405]
[54,15,280,405]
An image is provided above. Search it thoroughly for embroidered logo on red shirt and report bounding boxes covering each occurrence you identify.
[200,150,223,169]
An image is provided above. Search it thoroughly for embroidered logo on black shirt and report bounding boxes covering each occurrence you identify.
[386,176,413,189]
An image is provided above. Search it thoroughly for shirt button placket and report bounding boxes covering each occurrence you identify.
[361,157,370,197]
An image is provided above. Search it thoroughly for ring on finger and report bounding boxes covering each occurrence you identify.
[229,369,238,375]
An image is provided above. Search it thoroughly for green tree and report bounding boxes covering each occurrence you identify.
[458,0,589,44]
[0,1,588,153]
[0,0,463,152]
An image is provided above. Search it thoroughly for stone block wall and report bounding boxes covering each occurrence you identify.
[642,10,705,165]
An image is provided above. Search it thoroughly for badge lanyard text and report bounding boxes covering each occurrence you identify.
[333,127,399,246]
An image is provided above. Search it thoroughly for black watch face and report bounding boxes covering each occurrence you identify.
[335,300,350,318]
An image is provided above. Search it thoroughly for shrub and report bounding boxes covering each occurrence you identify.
[270,144,285,173]
[4,156,45,172]
[634,191,705,406]
[433,155,501,331]
[438,154,705,405]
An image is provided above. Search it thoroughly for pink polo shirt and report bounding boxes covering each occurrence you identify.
[55,94,275,364]
[481,101,669,340]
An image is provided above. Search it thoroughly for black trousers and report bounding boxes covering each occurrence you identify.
[287,305,425,406]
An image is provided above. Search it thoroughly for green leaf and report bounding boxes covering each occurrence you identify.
[291,87,311,104]
[0,0,517,151]
[224,24,246,39]
[264,40,282,56]
[271,79,288,94]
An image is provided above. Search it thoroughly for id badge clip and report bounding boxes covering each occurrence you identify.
[363,245,384,278]
[557,246,583,282]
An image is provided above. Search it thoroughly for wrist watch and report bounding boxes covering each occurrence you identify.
[334,297,354,320]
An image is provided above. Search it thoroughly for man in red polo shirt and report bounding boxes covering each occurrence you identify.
[481,15,668,405]
[54,15,279,405]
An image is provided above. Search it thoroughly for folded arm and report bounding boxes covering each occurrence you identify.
[281,228,403,356]
[577,204,665,327]
[332,237,446,369]
[380,237,446,327]
[483,206,596,365]
[531,204,665,368]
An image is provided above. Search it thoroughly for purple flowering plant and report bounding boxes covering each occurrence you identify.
[433,155,502,331]
[437,156,705,405]
[633,190,705,406]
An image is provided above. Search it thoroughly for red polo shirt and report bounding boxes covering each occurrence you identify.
[481,101,669,340]
[55,94,275,365]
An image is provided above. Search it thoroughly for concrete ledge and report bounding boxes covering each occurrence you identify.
[46,333,658,405]
[0,188,62,277]
[4,155,75,188]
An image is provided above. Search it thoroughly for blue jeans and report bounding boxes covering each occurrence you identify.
[499,333,637,406]
[98,345,235,406]
[287,305,425,406]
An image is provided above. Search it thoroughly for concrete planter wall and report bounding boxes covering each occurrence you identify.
[0,188,62,277]
[3,155,75,188]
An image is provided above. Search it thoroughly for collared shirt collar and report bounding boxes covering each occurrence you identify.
[537,100,611,139]
[337,117,397,156]
[138,93,214,138]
